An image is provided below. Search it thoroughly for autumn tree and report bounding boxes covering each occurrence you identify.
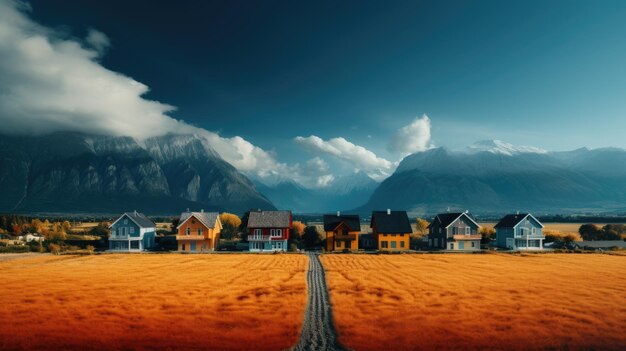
[414,218,429,238]
[302,226,323,248]
[220,213,242,240]
[289,221,306,248]
[479,226,496,244]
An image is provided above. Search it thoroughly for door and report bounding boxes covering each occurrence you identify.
[345,241,351,249]
[190,241,196,252]
[459,241,465,250]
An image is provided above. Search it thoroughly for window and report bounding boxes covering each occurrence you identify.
[400,241,405,248]
[270,229,276,237]
[439,228,443,234]
[391,241,397,249]
[273,229,282,237]
[532,227,536,235]
[465,227,470,235]
[254,229,262,236]
[449,243,454,249]
[124,219,128,224]
[186,228,190,236]
[452,227,458,235]
[130,227,134,234]
[198,228,203,236]
[381,241,388,248]
[471,241,476,248]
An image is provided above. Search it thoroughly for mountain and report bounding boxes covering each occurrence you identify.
[256,171,378,213]
[360,141,626,216]
[0,132,275,214]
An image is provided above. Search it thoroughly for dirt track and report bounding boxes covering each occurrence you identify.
[293,253,345,351]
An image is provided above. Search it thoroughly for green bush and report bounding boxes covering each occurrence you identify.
[0,245,31,253]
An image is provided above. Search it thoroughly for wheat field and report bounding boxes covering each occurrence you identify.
[0,254,308,350]
[321,253,626,350]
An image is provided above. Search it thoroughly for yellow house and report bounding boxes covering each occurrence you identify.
[324,212,360,252]
[371,210,412,251]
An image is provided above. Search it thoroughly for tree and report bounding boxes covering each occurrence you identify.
[11,223,22,235]
[579,224,602,241]
[220,213,242,240]
[601,224,626,240]
[89,222,110,237]
[288,221,306,248]
[61,221,72,234]
[415,218,429,237]
[302,226,323,248]
[479,227,496,244]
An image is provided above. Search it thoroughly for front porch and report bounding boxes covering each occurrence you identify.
[109,238,144,252]
[507,237,544,250]
[249,240,287,252]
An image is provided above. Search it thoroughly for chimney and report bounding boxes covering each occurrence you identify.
[186,208,190,212]
[516,210,519,215]
[337,211,341,217]
[134,210,137,216]
[387,209,391,215]
[201,209,204,213]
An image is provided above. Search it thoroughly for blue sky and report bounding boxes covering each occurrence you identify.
[2,0,626,186]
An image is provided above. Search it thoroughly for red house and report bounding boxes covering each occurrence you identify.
[246,210,292,251]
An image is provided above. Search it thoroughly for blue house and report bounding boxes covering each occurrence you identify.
[108,211,157,252]
[495,213,545,250]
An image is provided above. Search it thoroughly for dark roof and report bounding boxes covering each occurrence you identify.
[178,211,220,229]
[323,214,360,232]
[573,241,626,249]
[431,212,479,228]
[247,210,292,228]
[494,213,534,228]
[370,211,412,234]
[121,212,156,228]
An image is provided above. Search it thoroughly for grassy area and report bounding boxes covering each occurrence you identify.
[321,253,626,350]
[0,254,307,350]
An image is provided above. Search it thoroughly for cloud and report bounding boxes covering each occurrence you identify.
[85,28,110,55]
[388,114,432,155]
[294,135,394,180]
[0,0,334,187]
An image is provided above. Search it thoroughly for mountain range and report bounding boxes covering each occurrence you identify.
[360,140,626,216]
[0,132,274,214]
[255,171,378,213]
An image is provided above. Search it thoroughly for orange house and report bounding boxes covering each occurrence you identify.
[371,209,412,251]
[176,211,222,252]
[324,212,360,252]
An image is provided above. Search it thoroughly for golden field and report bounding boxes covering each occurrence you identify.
[321,253,626,350]
[0,254,307,350]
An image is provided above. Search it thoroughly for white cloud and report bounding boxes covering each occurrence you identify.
[85,28,110,55]
[294,135,394,180]
[0,0,334,187]
[388,114,432,155]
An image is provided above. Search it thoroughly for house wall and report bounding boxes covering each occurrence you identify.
[377,233,410,251]
[110,215,141,238]
[447,239,480,251]
[326,229,359,251]
[247,227,289,240]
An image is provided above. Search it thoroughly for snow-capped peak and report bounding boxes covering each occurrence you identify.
[467,139,547,156]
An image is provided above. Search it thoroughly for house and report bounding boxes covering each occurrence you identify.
[18,233,45,243]
[371,209,412,251]
[109,211,157,251]
[246,210,292,252]
[324,212,360,252]
[495,213,545,250]
[428,211,481,251]
[176,210,222,252]
[571,240,626,250]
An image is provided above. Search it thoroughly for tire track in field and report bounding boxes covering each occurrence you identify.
[293,253,346,351]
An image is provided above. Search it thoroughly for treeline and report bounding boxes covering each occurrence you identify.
[579,224,626,241]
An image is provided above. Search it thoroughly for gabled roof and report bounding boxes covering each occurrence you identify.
[247,210,292,228]
[370,211,413,234]
[177,211,220,229]
[323,214,360,232]
[110,212,156,229]
[494,213,544,228]
[431,212,480,228]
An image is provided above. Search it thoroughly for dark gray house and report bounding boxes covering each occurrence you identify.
[495,213,545,250]
[428,211,481,251]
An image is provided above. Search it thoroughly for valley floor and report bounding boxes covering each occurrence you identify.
[321,253,626,350]
[0,254,307,350]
